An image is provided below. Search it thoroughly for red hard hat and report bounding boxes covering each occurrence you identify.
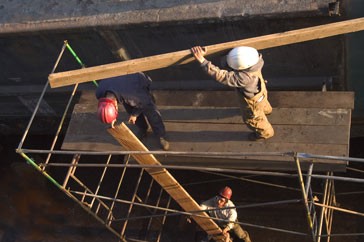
[97,98,118,124]
[219,186,232,200]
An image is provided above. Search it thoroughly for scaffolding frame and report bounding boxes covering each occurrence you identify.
[16,41,364,242]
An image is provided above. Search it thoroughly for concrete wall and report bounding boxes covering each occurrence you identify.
[0,0,336,34]
[345,0,364,118]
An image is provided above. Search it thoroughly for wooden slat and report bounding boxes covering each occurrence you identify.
[159,107,351,126]
[162,122,348,145]
[153,91,355,109]
[48,18,364,88]
[108,123,226,241]
[62,90,352,171]
[62,116,350,170]
[77,90,355,109]
[63,109,350,145]
[68,103,351,126]
[155,156,347,172]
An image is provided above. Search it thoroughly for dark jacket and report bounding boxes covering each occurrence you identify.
[95,72,154,116]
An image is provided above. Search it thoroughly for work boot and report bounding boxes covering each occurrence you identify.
[159,137,170,150]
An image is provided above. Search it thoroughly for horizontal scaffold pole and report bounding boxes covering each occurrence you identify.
[48,17,364,88]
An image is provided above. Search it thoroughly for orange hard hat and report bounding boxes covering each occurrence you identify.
[219,186,232,200]
[97,98,118,124]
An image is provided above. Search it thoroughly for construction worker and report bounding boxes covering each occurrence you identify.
[199,186,251,242]
[96,72,170,150]
[191,46,274,141]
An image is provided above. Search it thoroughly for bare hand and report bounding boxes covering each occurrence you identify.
[222,227,230,236]
[191,46,207,63]
[111,119,116,128]
[223,229,230,242]
[128,115,137,124]
[186,216,192,223]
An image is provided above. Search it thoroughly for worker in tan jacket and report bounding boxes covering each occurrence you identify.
[191,46,274,141]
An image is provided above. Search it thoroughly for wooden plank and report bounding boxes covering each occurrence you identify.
[63,108,350,145]
[153,91,355,109]
[62,90,352,171]
[268,92,355,109]
[108,123,226,241]
[77,90,355,109]
[159,107,351,126]
[68,103,351,126]
[161,122,348,145]
[155,156,347,172]
[48,18,364,88]
[148,77,332,91]
[62,117,349,167]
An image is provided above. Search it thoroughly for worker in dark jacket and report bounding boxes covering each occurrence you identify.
[199,186,251,242]
[191,46,274,141]
[96,72,169,150]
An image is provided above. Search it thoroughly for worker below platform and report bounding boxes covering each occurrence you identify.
[198,186,252,242]
[95,72,170,150]
[191,46,274,141]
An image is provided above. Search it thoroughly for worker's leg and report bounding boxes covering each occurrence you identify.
[260,82,272,115]
[232,223,251,242]
[262,97,272,115]
[142,103,166,138]
[241,99,274,139]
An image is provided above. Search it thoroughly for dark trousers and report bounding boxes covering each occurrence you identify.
[122,102,166,138]
[229,223,251,242]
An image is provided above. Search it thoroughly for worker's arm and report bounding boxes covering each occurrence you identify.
[225,202,238,231]
[202,60,251,87]
[191,46,251,88]
[128,115,137,124]
[200,203,209,211]
[128,107,143,124]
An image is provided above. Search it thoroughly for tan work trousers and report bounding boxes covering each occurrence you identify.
[228,223,251,242]
[239,79,274,139]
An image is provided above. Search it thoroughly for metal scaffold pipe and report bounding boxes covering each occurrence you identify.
[17,41,67,151]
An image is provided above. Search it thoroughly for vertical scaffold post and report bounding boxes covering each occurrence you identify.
[106,155,130,226]
[317,171,335,242]
[120,168,145,237]
[157,196,172,242]
[294,155,316,242]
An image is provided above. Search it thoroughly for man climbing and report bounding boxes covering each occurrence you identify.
[199,186,251,242]
[95,72,170,150]
[191,46,274,141]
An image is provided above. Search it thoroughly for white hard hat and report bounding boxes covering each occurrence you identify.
[226,46,259,70]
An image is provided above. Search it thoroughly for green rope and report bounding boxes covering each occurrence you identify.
[64,40,98,87]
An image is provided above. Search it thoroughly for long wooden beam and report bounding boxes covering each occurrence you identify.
[107,122,227,242]
[49,17,364,88]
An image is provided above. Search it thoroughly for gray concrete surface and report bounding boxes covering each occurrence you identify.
[0,0,336,33]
